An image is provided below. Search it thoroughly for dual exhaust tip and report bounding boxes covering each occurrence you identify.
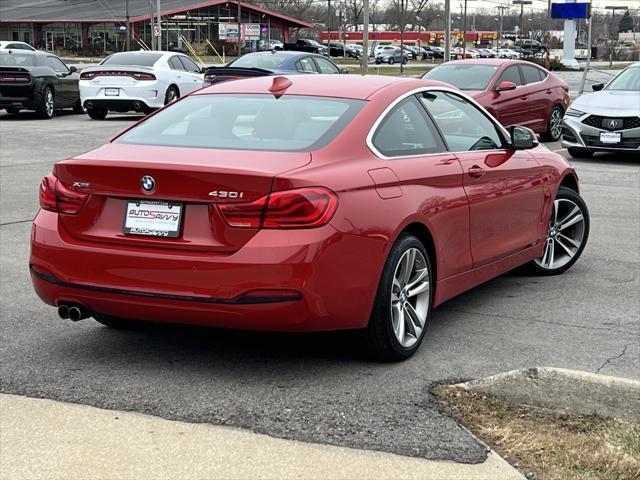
[57,303,91,322]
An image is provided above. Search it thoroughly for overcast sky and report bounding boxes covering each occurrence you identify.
[428,0,639,15]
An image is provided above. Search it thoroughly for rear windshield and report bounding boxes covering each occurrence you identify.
[228,54,287,70]
[0,53,36,66]
[116,94,365,152]
[423,64,499,90]
[101,52,163,67]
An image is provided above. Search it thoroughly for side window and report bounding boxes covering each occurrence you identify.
[314,57,339,74]
[296,57,317,73]
[179,56,201,73]
[371,96,446,158]
[420,91,504,152]
[168,56,184,70]
[47,56,68,72]
[497,65,522,86]
[521,65,544,85]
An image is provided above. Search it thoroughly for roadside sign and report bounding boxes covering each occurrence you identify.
[153,25,161,37]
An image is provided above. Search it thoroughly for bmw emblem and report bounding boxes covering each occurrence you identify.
[141,175,155,192]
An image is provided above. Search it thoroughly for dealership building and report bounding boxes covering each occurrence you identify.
[0,0,311,54]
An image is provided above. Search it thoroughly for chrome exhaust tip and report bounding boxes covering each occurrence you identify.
[57,304,70,320]
[68,305,90,322]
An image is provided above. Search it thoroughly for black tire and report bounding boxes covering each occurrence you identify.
[36,87,55,119]
[388,57,395,65]
[524,186,589,276]
[567,147,594,159]
[93,313,147,330]
[402,58,408,65]
[541,105,563,141]
[5,107,20,114]
[363,234,433,361]
[87,107,108,120]
[164,85,179,105]
[375,59,381,65]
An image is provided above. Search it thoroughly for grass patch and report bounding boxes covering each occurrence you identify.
[436,385,640,480]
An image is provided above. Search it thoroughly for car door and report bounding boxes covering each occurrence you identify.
[46,55,76,106]
[419,90,544,267]
[488,65,532,129]
[368,95,473,279]
[177,55,204,94]
[519,64,549,132]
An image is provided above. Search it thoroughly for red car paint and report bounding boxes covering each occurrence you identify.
[30,75,577,332]
[426,59,569,133]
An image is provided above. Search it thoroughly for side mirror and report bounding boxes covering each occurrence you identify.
[495,81,517,92]
[592,82,604,91]
[510,126,539,150]
[68,66,77,73]
[340,68,349,74]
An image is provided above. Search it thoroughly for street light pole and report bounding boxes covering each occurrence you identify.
[513,0,532,40]
[444,0,451,61]
[361,0,369,73]
[156,0,161,50]
[125,0,130,51]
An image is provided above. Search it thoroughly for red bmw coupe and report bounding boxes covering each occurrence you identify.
[30,75,589,360]
[422,59,569,142]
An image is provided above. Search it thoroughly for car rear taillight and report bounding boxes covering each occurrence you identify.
[80,71,156,81]
[0,74,31,83]
[218,187,338,229]
[39,174,89,215]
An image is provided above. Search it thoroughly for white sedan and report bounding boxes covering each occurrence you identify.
[79,51,204,119]
[0,40,36,51]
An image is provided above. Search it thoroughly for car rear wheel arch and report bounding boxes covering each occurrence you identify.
[397,222,437,285]
[559,172,579,194]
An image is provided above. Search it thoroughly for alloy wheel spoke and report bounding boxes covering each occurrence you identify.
[407,280,429,298]
[541,241,551,266]
[557,232,581,249]
[552,200,559,225]
[404,303,423,339]
[556,204,579,226]
[548,239,556,268]
[393,304,405,341]
[405,267,427,291]
[554,237,575,258]
[401,249,416,286]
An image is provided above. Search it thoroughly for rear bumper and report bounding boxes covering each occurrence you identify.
[80,81,164,110]
[83,98,152,112]
[0,94,38,110]
[30,209,385,332]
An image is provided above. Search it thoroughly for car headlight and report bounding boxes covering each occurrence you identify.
[565,107,586,117]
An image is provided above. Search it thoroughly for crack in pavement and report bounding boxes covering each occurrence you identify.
[440,308,640,337]
[596,343,632,374]
[0,219,33,227]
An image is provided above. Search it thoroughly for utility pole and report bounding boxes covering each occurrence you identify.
[125,0,130,51]
[237,0,242,56]
[513,0,532,40]
[444,0,451,61]
[156,0,161,50]
[496,5,507,56]
[361,0,369,73]
[579,13,592,94]
[327,0,331,48]
[462,0,475,59]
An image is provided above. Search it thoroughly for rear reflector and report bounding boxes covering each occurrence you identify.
[235,289,302,303]
[0,74,30,83]
[218,187,338,229]
[39,174,89,215]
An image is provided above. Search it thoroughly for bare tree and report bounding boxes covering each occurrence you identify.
[346,0,364,31]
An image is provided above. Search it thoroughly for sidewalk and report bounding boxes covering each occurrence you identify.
[0,393,523,480]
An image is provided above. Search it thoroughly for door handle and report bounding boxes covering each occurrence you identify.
[520,95,528,100]
[468,165,485,178]
[545,89,552,94]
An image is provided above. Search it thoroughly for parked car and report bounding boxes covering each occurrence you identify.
[400,46,416,60]
[282,39,327,56]
[375,47,409,65]
[562,62,640,158]
[79,51,203,119]
[30,75,589,361]
[203,51,345,86]
[451,47,480,59]
[373,45,396,57]
[423,59,569,141]
[0,49,81,118]
[429,46,445,59]
[260,39,284,50]
[479,48,496,58]
[325,42,359,58]
[0,40,36,51]
[497,48,520,59]
[413,46,435,60]
[515,39,547,55]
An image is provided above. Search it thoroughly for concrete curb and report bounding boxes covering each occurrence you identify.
[453,367,640,421]
[0,393,524,480]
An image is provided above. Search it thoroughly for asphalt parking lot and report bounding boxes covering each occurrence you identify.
[1,111,638,463]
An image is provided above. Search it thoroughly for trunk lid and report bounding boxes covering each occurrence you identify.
[54,143,311,252]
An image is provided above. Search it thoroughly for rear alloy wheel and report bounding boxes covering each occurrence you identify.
[542,106,563,141]
[164,86,179,105]
[388,57,395,65]
[528,187,589,275]
[87,107,108,120]
[567,147,594,159]
[364,234,432,361]
[36,87,55,119]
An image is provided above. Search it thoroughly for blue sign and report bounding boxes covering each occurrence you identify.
[551,3,591,19]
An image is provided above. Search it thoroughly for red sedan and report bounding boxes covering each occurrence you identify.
[423,59,569,141]
[30,75,589,360]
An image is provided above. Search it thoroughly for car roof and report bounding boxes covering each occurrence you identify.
[197,74,450,100]
[0,49,47,56]
[444,58,529,67]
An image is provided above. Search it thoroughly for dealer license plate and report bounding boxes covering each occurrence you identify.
[123,200,182,238]
[104,88,120,96]
[600,132,621,144]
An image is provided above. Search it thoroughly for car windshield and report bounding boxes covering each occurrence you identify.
[116,94,365,152]
[423,64,499,90]
[101,52,163,67]
[605,66,640,91]
[0,53,36,66]
[228,54,286,70]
